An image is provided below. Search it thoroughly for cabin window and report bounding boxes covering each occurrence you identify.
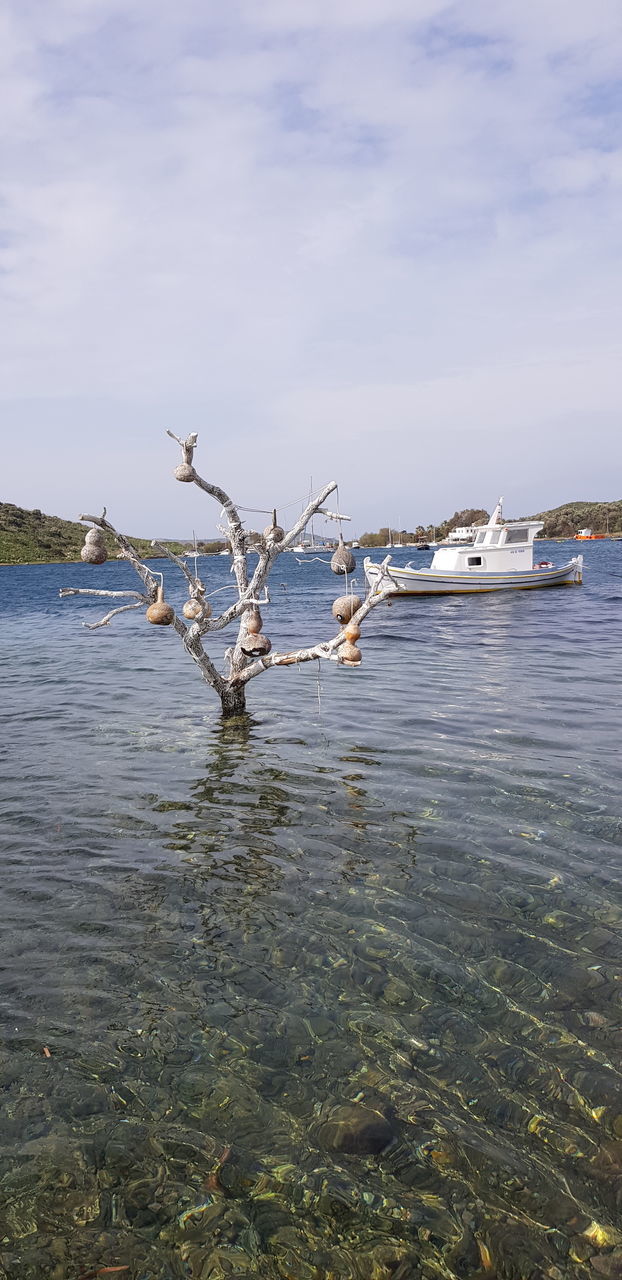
[475,531,485,544]
[467,555,483,566]
[488,530,501,544]
[505,527,528,543]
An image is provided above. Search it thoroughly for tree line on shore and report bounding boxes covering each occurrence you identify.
[359,509,489,546]
[3,496,622,564]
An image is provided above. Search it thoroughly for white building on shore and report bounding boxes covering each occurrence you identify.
[447,524,479,543]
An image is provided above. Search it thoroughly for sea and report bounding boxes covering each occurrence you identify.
[1,541,621,1279]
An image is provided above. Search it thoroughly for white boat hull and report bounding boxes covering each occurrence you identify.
[364,556,583,596]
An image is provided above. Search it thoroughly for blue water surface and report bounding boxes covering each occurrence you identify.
[0,542,621,1279]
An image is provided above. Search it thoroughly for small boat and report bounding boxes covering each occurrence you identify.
[364,499,583,596]
[575,528,605,541]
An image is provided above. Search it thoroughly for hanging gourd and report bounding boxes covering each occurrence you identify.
[174,463,196,482]
[182,597,212,621]
[340,641,362,666]
[81,525,107,565]
[81,544,107,564]
[246,606,263,634]
[263,510,284,544]
[330,536,356,575]
[344,621,361,642]
[332,595,362,624]
[241,632,272,657]
[146,586,175,626]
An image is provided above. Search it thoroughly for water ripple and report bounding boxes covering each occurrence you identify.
[1,546,622,1277]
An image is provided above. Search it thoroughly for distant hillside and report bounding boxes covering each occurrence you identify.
[359,499,622,547]
[0,502,191,564]
[528,500,622,538]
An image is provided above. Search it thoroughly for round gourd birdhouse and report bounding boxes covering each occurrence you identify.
[332,595,362,624]
[246,607,263,634]
[241,633,272,657]
[340,641,362,666]
[174,463,196,482]
[181,596,213,622]
[330,537,356,575]
[81,544,107,564]
[182,599,204,621]
[146,586,175,626]
[344,622,361,642]
[85,527,105,547]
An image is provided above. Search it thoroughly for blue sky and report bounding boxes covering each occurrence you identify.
[2,0,621,536]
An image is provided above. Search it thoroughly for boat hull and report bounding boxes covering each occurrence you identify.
[364,557,583,596]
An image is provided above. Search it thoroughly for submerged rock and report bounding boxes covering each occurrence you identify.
[591,1254,622,1279]
[316,1104,395,1156]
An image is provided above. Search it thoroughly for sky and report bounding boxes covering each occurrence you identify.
[1,0,621,538]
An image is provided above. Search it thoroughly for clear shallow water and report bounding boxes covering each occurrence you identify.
[1,543,622,1279]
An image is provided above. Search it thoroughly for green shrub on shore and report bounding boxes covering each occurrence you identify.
[0,502,212,564]
[529,500,622,538]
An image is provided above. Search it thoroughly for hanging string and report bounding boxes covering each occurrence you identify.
[315,658,322,718]
[237,486,324,517]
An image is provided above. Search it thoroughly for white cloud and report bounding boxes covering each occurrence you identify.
[1,0,621,533]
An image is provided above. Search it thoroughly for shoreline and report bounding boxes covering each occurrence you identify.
[3,536,621,569]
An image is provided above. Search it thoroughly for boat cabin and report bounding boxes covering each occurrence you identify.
[429,500,544,574]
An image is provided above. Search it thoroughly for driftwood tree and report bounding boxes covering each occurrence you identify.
[60,433,393,718]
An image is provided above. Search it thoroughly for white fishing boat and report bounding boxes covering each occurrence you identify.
[364,499,583,596]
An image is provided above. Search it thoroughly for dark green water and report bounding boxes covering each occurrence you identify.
[1,546,622,1279]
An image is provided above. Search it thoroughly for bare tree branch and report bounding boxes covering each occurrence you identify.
[150,540,204,595]
[59,588,147,601]
[166,430,198,465]
[171,615,228,695]
[79,513,159,597]
[83,602,145,629]
[232,578,393,686]
[280,482,338,551]
[206,588,270,633]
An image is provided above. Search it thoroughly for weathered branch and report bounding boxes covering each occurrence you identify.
[79,513,159,598]
[151,540,204,596]
[59,588,147,601]
[59,587,149,632]
[172,615,228,695]
[280,482,338,551]
[83,602,145,629]
[207,587,270,632]
[232,579,393,686]
[166,429,197,465]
